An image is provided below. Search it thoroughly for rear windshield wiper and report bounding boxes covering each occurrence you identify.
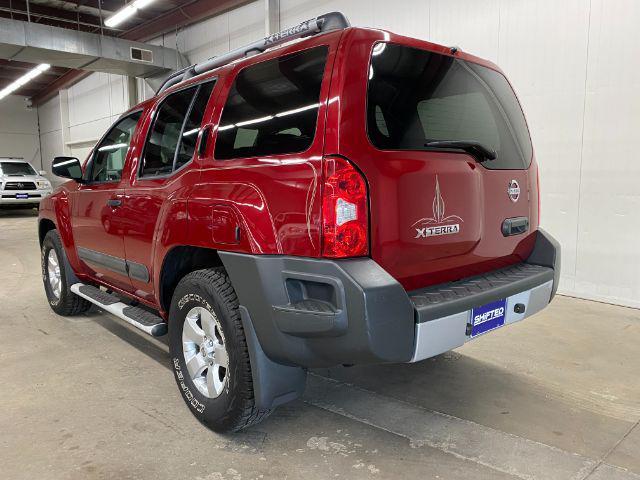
[424,141,497,163]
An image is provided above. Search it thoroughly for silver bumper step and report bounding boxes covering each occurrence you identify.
[70,283,167,337]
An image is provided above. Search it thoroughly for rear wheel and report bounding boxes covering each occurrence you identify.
[168,268,271,432]
[41,229,91,316]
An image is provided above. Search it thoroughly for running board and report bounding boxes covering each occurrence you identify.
[70,283,167,337]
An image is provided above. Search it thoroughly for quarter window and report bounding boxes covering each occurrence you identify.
[214,46,328,160]
[89,112,141,182]
[140,81,215,177]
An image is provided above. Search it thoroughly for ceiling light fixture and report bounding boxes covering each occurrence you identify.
[104,0,157,28]
[0,64,50,101]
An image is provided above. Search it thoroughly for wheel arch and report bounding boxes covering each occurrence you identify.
[158,245,225,314]
[38,218,57,247]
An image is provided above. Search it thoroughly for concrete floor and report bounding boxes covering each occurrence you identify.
[1,208,639,480]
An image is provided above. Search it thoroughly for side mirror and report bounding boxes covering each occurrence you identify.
[39,170,47,176]
[52,156,84,183]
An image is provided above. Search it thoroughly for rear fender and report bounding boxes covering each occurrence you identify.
[187,182,281,255]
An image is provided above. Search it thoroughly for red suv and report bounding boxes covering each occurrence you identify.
[39,12,560,432]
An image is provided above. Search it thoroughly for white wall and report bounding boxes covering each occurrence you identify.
[38,95,63,179]
[33,0,640,308]
[38,72,134,180]
[67,73,132,161]
[0,95,41,169]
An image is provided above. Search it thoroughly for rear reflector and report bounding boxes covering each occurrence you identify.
[321,156,369,258]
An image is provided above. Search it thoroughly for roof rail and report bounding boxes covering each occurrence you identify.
[156,11,350,95]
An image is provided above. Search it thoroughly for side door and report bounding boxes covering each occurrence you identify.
[71,111,142,292]
[122,80,217,304]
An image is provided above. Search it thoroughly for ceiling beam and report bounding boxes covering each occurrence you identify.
[0,70,55,84]
[121,0,253,41]
[0,0,120,33]
[31,69,91,104]
[30,0,253,105]
[0,59,68,76]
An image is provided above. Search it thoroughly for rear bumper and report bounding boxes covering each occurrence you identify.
[220,228,560,368]
[411,274,553,362]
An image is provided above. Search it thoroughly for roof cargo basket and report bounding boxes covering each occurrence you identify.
[156,11,350,94]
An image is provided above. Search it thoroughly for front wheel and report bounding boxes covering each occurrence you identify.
[168,268,271,432]
[41,229,91,316]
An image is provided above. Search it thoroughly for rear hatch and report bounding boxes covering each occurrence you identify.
[365,42,538,291]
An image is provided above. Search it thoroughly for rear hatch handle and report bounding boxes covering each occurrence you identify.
[424,140,497,163]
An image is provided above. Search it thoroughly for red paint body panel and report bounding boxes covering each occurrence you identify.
[39,26,539,313]
[325,29,539,290]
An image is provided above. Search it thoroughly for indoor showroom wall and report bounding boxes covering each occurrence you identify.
[37,0,640,308]
[37,72,132,184]
[0,95,41,169]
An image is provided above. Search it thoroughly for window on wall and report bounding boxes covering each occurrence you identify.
[89,112,141,182]
[140,81,215,177]
[214,46,329,160]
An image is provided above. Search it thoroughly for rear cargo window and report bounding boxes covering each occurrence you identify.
[367,43,532,169]
[214,46,328,160]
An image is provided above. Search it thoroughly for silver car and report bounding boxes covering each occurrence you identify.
[0,158,53,208]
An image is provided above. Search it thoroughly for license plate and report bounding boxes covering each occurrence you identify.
[15,193,29,199]
[469,299,507,337]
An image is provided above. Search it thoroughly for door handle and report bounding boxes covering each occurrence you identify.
[107,199,122,208]
[502,216,529,236]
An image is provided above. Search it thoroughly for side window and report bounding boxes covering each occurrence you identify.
[89,112,141,182]
[175,82,216,170]
[140,81,215,177]
[215,46,329,160]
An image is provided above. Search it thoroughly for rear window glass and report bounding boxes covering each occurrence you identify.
[367,43,532,169]
[214,46,328,160]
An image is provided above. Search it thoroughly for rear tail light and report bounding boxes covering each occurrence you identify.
[321,156,369,257]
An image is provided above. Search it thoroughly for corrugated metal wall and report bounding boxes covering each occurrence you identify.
[35,0,640,308]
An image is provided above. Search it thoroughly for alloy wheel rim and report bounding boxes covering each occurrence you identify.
[47,249,62,299]
[181,306,229,399]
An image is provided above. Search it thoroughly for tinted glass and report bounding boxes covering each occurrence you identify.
[90,112,141,182]
[0,162,36,176]
[141,86,197,177]
[141,82,215,177]
[215,46,328,160]
[367,43,532,169]
[175,82,215,169]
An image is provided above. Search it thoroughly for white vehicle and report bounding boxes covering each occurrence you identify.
[0,158,53,208]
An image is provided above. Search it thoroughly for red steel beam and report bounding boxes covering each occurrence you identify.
[31,70,91,105]
[30,0,252,105]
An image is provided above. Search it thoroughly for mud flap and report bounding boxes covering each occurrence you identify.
[239,306,307,410]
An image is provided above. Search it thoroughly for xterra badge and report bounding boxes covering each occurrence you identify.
[508,180,520,202]
[412,175,463,238]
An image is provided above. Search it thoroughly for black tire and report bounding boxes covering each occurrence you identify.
[168,267,271,432]
[41,229,91,316]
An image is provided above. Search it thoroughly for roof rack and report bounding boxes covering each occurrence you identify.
[156,11,350,95]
